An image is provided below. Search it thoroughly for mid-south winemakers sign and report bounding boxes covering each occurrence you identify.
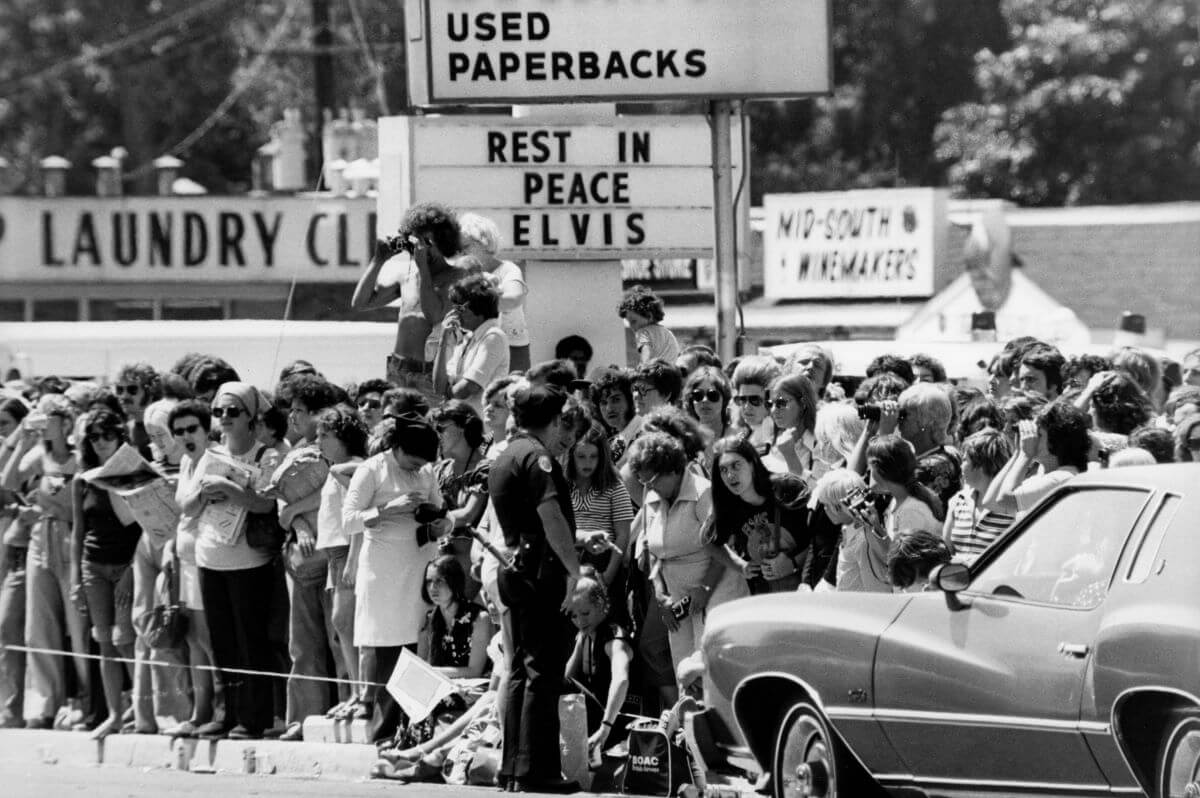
[762,189,948,300]
[405,0,832,104]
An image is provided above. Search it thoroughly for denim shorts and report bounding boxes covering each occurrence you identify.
[81,560,136,646]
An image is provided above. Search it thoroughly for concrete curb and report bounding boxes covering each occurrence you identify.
[0,729,379,782]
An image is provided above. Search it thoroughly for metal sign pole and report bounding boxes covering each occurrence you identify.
[710,99,738,362]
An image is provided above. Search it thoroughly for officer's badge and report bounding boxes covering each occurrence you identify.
[537,455,553,473]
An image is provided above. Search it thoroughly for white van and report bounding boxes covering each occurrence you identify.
[0,320,397,387]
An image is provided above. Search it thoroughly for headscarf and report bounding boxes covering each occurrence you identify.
[214,381,268,419]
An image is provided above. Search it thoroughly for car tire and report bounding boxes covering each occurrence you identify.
[772,701,881,798]
[1157,712,1200,798]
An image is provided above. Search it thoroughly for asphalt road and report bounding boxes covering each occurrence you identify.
[2,758,529,798]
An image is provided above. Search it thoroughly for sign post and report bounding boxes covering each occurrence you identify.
[710,100,739,362]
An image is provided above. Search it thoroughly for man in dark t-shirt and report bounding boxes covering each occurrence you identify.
[488,385,582,793]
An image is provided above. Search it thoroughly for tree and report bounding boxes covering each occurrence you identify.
[935,0,1200,206]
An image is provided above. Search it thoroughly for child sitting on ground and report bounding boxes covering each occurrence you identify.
[565,569,634,764]
[618,285,681,365]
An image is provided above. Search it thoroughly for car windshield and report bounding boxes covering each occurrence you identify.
[968,488,1150,609]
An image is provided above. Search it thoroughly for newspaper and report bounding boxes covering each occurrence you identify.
[386,648,458,723]
[195,450,262,547]
[80,444,180,537]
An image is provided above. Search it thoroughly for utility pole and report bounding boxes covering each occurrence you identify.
[711,99,738,363]
[312,0,336,171]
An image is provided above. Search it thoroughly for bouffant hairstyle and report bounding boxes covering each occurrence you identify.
[1089,372,1153,435]
[188,357,240,399]
[618,285,666,323]
[448,272,500,320]
[899,383,953,444]
[786,344,834,393]
[316,405,369,459]
[80,409,130,468]
[284,373,341,414]
[768,373,819,434]
[382,387,431,419]
[429,399,486,450]
[633,359,683,405]
[458,212,502,255]
[398,202,461,257]
[626,431,688,476]
[887,529,951,590]
[813,402,866,467]
[379,413,439,463]
[676,345,722,378]
[354,379,393,403]
[1035,401,1092,470]
[731,356,782,391]
[640,406,707,461]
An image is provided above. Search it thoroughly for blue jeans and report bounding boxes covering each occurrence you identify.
[0,546,27,723]
[284,545,339,724]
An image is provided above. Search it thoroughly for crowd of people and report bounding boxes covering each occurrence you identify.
[0,202,1198,793]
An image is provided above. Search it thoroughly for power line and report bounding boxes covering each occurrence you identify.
[0,0,239,93]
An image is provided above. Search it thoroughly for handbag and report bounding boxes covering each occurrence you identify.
[145,548,187,650]
[244,446,285,551]
[619,713,694,796]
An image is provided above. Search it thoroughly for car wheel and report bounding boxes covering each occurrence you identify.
[1158,713,1200,798]
[773,701,877,798]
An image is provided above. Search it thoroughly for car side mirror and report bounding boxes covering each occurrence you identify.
[931,562,970,594]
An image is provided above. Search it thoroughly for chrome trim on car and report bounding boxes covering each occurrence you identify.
[894,775,1117,793]
[826,705,1110,735]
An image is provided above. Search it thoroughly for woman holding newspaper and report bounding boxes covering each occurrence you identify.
[180,383,281,740]
[69,409,143,739]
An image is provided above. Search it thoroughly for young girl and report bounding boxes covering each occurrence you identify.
[70,409,142,738]
[567,422,634,589]
[618,285,680,365]
[565,571,633,764]
[707,436,808,594]
[766,373,820,480]
[418,555,492,680]
[865,435,944,539]
[314,406,369,721]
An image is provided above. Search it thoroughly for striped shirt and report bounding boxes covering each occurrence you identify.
[570,481,635,534]
[947,488,1013,564]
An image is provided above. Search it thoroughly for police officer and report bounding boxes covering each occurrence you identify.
[489,384,582,793]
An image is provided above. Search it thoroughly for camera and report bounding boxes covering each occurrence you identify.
[385,234,426,256]
[856,403,907,423]
[24,413,49,433]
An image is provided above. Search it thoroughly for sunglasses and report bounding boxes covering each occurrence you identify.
[114,384,141,396]
[86,430,119,444]
[172,423,201,437]
[1188,437,1200,448]
[767,398,794,410]
[733,395,764,408]
[631,385,656,398]
[210,406,246,420]
[358,399,382,410]
[689,389,722,404]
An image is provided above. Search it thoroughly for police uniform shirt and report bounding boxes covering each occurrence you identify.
[488,432,576,572]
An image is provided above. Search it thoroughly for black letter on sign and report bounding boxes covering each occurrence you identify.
[149,213,172,266]
[447,13,468,42]
[184,212,207,266]
[218,212,245,266]
[685,50,707,77]
[72,213,100,266]
[626,213,646,245]
[254,212,282,267]
[307,213,328,265]
[513,214,531,247]
[112,213,137,266]
[528,12,550,40]
[338,214,360,267]
[42,212,64,266]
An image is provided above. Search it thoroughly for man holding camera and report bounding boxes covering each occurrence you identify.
[351,203,474,400]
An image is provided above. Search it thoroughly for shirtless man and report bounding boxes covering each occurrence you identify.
[351,203,470,401]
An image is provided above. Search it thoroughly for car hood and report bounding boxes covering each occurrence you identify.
[702,591,913,708]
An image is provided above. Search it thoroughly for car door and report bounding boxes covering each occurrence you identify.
[872,486,1153,792]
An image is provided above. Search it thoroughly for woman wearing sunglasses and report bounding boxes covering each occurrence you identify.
[182,382,282,740]
[730,357,783,456]
[765,373,820,481]
[69,409,142,738]
[682,366,733,476]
